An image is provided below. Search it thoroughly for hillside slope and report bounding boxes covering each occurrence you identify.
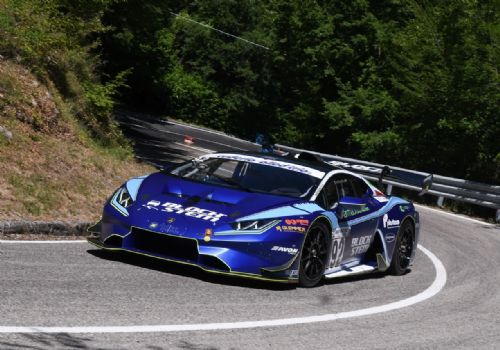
[0,60,153,221]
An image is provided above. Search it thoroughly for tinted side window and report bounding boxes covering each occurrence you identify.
[321,179,340,208]
[349,177,369,197]
[315,190,328,209]
[333,174,368,199]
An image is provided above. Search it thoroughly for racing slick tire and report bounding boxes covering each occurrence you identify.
[388,219,414,276]
[299,222,330,287]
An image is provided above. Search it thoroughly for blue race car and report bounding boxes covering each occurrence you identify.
[88,152,420,287]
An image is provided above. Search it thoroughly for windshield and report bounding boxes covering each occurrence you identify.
[169,156,321,199]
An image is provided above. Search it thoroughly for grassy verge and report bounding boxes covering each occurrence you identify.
[0,60,153,221]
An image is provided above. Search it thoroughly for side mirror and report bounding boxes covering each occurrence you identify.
[336,196,369,220]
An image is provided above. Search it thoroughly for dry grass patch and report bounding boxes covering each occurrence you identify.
[0,60,154,221]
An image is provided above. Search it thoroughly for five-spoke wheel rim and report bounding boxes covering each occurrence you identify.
[300,226,328,281]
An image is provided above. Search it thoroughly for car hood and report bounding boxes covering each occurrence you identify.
[127,172,322,236]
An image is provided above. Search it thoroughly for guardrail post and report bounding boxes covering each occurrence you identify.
[496,209,500,223]
[437,196,444,207]
[386,184,393,195]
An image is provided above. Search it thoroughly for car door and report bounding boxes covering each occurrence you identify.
[336,174,379,263]
[317,173,379,267]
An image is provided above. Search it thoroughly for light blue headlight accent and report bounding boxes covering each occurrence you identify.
[216,220,281,235]
[110,175,147,217]
[110,188,129,217]
[125,175,148,202]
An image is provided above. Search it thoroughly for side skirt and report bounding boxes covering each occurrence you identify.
[324,262,377,279]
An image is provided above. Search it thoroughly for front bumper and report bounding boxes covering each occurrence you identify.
[87,223,300,284]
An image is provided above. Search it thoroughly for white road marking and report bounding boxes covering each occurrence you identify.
[415,204,497,227]
[0,244,446,333]
[0,240,87,244]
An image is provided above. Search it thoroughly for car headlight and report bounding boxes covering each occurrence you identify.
[116,187,133,208]
[107,175,147,217]
[231,219,279,231]
[110,187,134,216]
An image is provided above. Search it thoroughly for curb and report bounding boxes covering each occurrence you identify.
[0,221,92,236]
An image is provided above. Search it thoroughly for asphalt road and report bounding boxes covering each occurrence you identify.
[115,111,260,168]
[0,206,499,349]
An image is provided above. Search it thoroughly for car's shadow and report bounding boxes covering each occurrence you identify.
[87,249,296,291]
[88,249,397,290]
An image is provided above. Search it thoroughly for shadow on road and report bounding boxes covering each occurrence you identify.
[87,249,296,291]
[87,248,392,291]
[0,333,108,350]
[0,334,215,350]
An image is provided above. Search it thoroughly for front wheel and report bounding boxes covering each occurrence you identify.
[388,220,414,275]
[299,222,329,287]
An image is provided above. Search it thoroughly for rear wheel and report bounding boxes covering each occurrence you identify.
[388,220,414,275]
[299,222,329,287]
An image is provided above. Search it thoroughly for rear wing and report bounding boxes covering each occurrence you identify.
[377,166,433,196]
[275,147,433,196]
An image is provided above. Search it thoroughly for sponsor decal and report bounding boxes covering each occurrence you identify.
[327,160,382,174]
[275,225,306,233]
[386,232,396,243]
[284,219,309,226]
[167,217,176,223]
[399,205,410,212]
[288,269,299,277]
[382,214,400,228]
[340,206,369,219]
[271,246,299,255]
[351,235,371,255]
[143,201,227,223]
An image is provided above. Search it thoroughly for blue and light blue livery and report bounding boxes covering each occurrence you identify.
[88,152,420,287]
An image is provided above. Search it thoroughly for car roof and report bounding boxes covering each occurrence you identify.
[217,151,342,174]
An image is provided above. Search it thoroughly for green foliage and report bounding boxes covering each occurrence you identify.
[387,0,500,182]
[99,0,499,184]
[164,64,226,129]
[0,0,128,145]
[1,0,497,183]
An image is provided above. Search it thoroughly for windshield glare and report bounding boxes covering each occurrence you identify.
[170,157,320,198]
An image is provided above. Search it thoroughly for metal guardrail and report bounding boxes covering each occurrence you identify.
[115,111,500,222]
[274,144,500,222]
